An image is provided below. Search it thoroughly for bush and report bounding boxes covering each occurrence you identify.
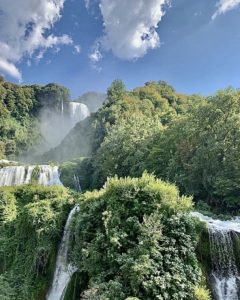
[72,173,201,300]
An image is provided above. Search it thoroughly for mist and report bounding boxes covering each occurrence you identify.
[76,92,106,113]
[39,102,90,153]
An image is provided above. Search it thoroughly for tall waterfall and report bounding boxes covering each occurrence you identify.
[46,205,79,300]
[0,165,62,186]
[69,102,90,128]
[38,101,90,153]
[192,212,240,300]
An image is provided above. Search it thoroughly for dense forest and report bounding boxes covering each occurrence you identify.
[55,80,240,213]
[1,78,240,299]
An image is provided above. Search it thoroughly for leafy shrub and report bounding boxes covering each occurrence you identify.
[72,174,201,299]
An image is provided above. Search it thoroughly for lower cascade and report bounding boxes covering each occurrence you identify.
[46,205,79,300]
[0,164,62,186]
[192,212,240,300]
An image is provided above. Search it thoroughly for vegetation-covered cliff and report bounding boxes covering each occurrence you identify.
[0,77,70,159]
[0,185,74,300]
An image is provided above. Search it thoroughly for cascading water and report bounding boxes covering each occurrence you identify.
[46,205,79,300]
[0,161,79,299]
[38,101,90,153]
[192,212,240,300]
[0,164,62,186]
[38,165,63,186]
[69,102,90,128]
[73,174,82,193]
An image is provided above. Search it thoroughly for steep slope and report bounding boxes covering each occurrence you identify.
[0,78,71,160]
[42,80,198,163]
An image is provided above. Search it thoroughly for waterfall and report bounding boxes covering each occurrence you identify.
[192,212,240,300]
[38,101,90,153]
[61,99,64,115]
[73,174,82,193]
[38,165,62,186]
[46,205,79,300]
[69,102,90,127]
[0,165,62,187]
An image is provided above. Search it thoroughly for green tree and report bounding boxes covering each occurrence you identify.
[93,115,163,187]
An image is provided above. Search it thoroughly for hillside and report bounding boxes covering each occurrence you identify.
[1,79,240,299]
[0,78,71,160]
[43,80,199,163]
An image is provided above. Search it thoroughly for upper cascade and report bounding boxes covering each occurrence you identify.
[68,102,90,126]
[192,212,240,300]
[0,163,62,187]
[38,101,90,153]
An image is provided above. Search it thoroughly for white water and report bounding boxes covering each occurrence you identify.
[73,174,82,193]
[0,165,62,186]
[46,205,79,300]
[69,102,90,128]
[38,101,90,153]
[38,165,62,186]
[192,212,240,300]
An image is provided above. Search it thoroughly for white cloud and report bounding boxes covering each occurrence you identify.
[0,59,22,80]
[212,0,240,19]
[89,42,102,63]
[97,0,170,60]
[0,0,73,80]
[74,45,81,54]
[89,42,102,72]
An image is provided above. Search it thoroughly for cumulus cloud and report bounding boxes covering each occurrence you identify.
[0,0,73,80]
[97,0,170,60]
[212,0,240,19]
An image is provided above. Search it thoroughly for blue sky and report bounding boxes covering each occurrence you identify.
[1,0,240,98]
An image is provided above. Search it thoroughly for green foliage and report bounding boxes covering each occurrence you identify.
[194,286,211,300]
[46,80,196,163]
[60,157,94,191]
[0,185,73,300]
[0,275,16,300]
[92,115,163,188]
[0,80,71,159]
[72,174,201,299]
[144,88,240,212]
